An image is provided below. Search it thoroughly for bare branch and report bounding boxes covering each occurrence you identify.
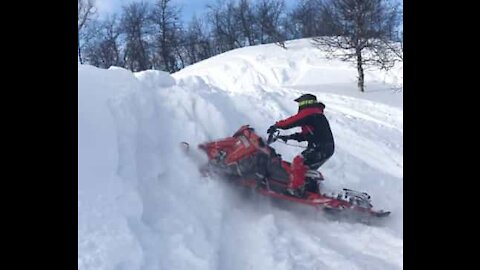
[311,0,402,92]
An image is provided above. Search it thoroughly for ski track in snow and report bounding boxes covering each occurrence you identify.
[78,38,402,270]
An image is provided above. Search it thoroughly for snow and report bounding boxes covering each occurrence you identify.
[78,38,403,270]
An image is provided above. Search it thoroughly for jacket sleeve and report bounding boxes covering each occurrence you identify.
[275,111,309,129]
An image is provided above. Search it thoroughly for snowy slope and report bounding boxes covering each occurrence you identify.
[78,38,403,270]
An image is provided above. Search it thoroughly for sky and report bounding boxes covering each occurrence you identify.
[95,0,298,23]
[94,0,401,34]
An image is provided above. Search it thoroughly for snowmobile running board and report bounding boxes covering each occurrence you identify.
[257,186,390,218]
[239,178,390,218]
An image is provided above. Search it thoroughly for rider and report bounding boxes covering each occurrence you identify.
[267,93,335,197]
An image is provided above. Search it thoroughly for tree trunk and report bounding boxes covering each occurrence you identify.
[356,49,365,92]
[176,50,185,71]
[78,37,83,64]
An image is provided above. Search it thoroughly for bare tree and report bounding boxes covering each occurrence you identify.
[255,0,287,48]
[150,0,183,72]
[235,0,257,46]
[399,30,403,58]
[173,27,187,70]
[290,0,339,38]
[313,0,401,92]
[78,0,97,64]
[84,15,124,68]
[121,1,152,72]
[207,0,242,54]
[184,16,213,64]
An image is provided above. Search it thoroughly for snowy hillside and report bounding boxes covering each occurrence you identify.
[78,38,403,270]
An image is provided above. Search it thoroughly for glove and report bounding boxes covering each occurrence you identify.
[267,125,277,134]
[278,135,290,142]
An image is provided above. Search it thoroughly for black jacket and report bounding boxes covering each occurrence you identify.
[274,102,334,149]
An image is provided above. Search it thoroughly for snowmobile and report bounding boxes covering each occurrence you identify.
[181,125,390,220]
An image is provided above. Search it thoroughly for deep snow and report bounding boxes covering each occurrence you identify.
[78,38,403,270]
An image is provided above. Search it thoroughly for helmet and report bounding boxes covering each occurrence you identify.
[294,93,318,108]
[294,93,325,110]
[294,93,317,102]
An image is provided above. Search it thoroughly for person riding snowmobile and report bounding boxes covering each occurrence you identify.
[267,93,335,197]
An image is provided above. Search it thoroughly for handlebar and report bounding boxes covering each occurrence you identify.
[266,131,307,149]
[267,130,280,144]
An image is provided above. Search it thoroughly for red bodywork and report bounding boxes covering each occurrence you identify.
[200,125,271,165]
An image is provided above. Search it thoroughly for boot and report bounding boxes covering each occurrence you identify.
[285,155,307,198]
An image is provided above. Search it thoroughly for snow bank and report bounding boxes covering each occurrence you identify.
[78,65,143,270]
[174,38,403,100]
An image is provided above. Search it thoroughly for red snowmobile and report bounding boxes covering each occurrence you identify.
[182,125,390,219]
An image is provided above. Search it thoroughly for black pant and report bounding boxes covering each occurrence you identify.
[301,143,334,170]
